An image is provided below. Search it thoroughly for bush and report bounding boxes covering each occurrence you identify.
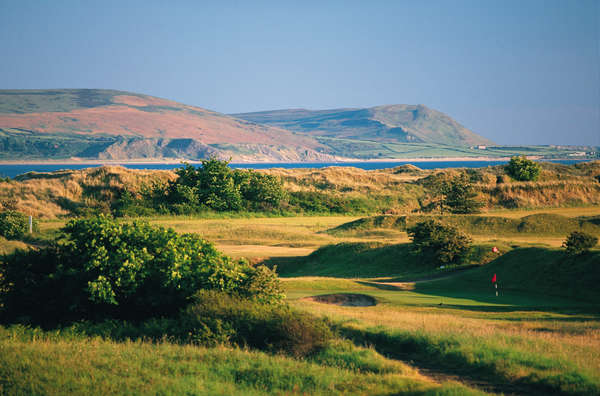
[505,156,541,181]
[163,159,286,212]
[71,291,331,357]
[0,216,283,325]
[407,220,472,265]
[186,291,332,357]
[562,231,598,255]
[0,211,37,239]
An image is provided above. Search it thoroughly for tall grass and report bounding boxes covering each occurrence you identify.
[0,325,484,396]
[3,161,599,218]
[289,286,600,396]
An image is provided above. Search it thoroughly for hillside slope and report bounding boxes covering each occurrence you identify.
[0,89,335,162]
[232,104,493,146]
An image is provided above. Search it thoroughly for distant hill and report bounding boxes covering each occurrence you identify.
[8,90,583,162]
[0,89,335,162]
[232,104,493,147]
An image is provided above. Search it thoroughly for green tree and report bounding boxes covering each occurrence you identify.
[421,174,483,214]
[443,175,484,214]
[236,170,287,209]
[164,159,286,212]
[166,159,242,211]
[506,156,541,181]
[407,220,472,265]
[562,231,598,255]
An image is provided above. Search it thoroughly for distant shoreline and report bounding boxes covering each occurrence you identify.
[0,155,592,166]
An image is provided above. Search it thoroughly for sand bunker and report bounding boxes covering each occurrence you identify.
[306,293,376,307]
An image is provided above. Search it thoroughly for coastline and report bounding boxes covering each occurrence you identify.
[0,155,576,166]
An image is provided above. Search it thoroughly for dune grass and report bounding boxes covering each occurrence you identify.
[328,213,600,237]
[0,325,486,396]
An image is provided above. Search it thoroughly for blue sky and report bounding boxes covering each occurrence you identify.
[1,0,598,145]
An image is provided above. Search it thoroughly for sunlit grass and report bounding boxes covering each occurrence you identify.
[0,326,485,396]
[284,276,600,395]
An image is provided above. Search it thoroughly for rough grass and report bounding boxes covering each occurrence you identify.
[329,213,600,237]
[2,161,600,219]
[0,166,175,218]
[0,325,485,396]
[0,237,31,255]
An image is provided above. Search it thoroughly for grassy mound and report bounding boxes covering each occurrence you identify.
[274,241,512,279]
[419,247,600,303]
[275,243,418,278]
[328,213,600,237]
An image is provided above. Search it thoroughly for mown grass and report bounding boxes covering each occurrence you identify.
[418,247,600,303]
[0,325,485,396]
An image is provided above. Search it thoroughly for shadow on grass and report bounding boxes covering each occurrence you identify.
[262,256,305,277]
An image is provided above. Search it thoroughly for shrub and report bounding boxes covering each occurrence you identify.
[562,231,598,255]
[0,216,283,324]
[237,264,284,304]
[505,156,541,181]
[162,159,286,213]
[0,211,37,239]
[235,170,287,210]
[420,174,482,214]
[186,291,332,357]
[71,291,331,357]
[407,220,472,265]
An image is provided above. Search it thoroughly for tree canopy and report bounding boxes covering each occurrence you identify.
[407,219,472,265]
[506,156,541,181]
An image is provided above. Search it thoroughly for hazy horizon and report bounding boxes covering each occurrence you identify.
[1,0,598,146]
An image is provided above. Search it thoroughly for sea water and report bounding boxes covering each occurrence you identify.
[0,160,590,179]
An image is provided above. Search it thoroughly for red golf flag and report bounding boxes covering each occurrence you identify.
[492,274,497,283]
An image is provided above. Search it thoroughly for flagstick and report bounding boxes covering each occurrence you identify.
[495,283,498,297]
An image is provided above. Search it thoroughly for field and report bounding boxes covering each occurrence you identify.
[1,165,600,395]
